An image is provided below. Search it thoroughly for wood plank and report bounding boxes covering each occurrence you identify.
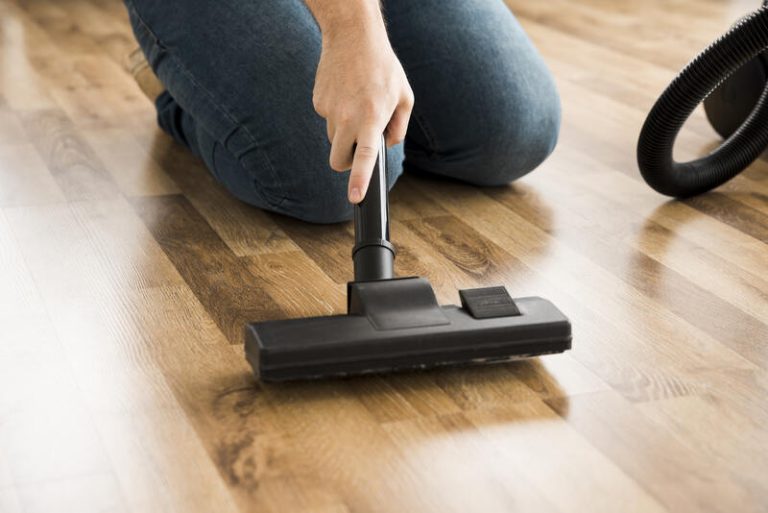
[509,0,734,71]
[637,393,768,501]
[18,109,120,200]
[82,127,181,197]
[468,400,668,513]
[269,213,355,284]
[546,391,763,513]
[0,100,29,146]
[485,174,768,368]
[0,356,114,485]
[16,1,103,56]
[0,210,46,316]
[520,15,768,217]
[554,146,768,281]
[0,3,60,109]
[0,143,66,206]
[381,412,561,513]
[131,194,284,343]
[15,474,125,513]
[683,193,768,243]
[245,250,345,319]
[3,200,244,513]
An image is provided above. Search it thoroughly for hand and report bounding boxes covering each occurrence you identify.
[312,28,414,203]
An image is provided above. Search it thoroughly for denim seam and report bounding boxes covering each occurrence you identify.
[125,1,287,209]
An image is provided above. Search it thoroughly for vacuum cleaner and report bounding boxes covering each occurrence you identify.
[245,136,571,381]
[637,1,768,197]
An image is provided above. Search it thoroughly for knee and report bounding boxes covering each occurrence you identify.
[412,43,562,187]
[471,81,561,186]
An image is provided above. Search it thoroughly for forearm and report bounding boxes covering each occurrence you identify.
[304,0,387,43]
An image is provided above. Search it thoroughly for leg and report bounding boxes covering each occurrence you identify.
[124,0,404,224]
[384,0,561,186]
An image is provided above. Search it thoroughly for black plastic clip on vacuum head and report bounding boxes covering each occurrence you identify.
[245,136,571,381]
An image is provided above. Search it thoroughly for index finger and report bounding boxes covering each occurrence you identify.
[348,125,383,204]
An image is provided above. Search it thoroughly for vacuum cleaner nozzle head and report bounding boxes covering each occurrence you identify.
[245,137,570,381]
[245,278,571,381]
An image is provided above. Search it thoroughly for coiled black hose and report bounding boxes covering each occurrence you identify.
[637,7,768,197]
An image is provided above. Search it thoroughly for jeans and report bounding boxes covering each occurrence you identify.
[124,0,560,224]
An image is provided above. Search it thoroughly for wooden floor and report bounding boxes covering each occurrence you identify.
[1,0,767,512]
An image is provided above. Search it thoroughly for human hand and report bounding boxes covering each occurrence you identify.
[312,26,414,203]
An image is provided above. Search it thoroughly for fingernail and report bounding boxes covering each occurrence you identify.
[350,187,361,203]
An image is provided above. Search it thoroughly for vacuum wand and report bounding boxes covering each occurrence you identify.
[352,135,396,282]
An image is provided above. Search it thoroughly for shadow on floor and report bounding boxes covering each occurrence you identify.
[219,357,569,424]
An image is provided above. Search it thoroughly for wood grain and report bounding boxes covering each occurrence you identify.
[130,194,284,343]
[546,391,763,513]
[0,143,66,206]
[0,0,766,512]
[18,108,120,200]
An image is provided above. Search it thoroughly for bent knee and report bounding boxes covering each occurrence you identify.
[472,83,561,186]
[410,68,561,187]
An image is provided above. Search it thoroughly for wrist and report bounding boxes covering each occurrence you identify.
[316,2,388,46]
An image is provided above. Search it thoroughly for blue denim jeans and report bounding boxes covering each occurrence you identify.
[124,0,560,223]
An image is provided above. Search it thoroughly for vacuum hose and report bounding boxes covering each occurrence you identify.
[637,6,768,197]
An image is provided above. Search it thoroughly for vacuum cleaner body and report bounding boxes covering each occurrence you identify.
[245,137,571,382]
[637,1,768,197]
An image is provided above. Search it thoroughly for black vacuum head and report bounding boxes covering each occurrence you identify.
[245,278,571,382]
[244,138,571,382]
